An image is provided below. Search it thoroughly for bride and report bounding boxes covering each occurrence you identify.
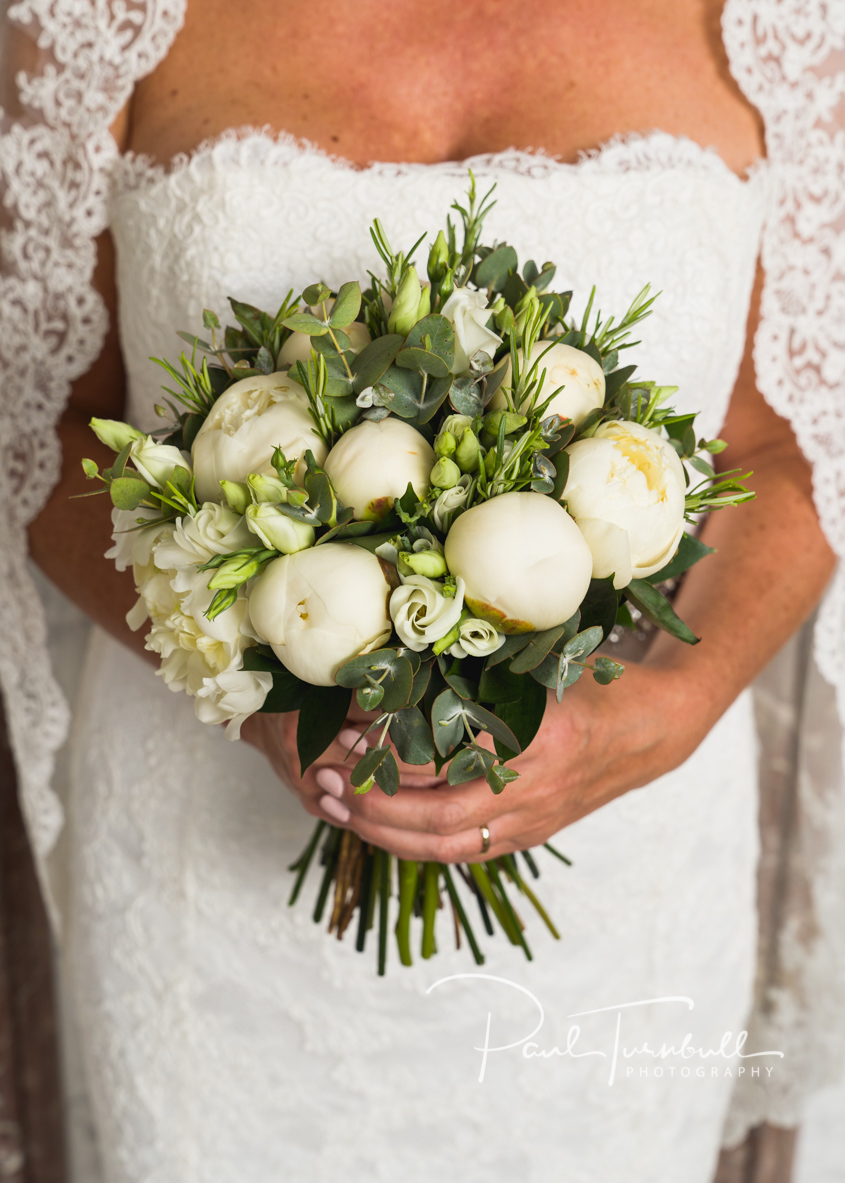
[2,0,843,1179]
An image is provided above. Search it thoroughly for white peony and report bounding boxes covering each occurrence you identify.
[564,420,686,589]
[248,543,393,685]
[444,491,593,633]
[323,417,435,521]
[447,617,505,660]
[389,575,465,651]
[191,372,327,504]
[194,669,274,739]
[278,321,371,367]
[490,341,605,427]
[440,288,502,373]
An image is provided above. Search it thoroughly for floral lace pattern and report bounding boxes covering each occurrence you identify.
[0,0,842,1165]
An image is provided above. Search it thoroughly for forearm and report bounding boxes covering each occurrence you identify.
[646,442,835,731]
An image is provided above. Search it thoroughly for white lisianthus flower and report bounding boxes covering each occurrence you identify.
[153,504,253,596]
[447,617,505,660]
[248,543,392,685]
[194,669,274,739]
[106,507,176,630]
[564,420,686,589]
[130,437,192,489]
[245,503,315,553]
[389,576,465,652]
[278,321,371,367]
[440,288,502,373]
[431,475,471,532]
[323,418,435,521]
[191,372,327,504]
[490,341,605,427]
[444,491,593,632]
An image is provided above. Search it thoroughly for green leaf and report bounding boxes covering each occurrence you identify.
[243,649,306,713]
[463,701,521,754]
[328,281,362,328]
[578,576,619,640]
[647,532,715,583]
[335,649,413,713]
[396,346,450,378]
[408,658,433,707]
[302,282,332,307]
[689,455,716,479]
[109,476,151,510]
[81,457,99,479]
[304,469,340,525]
[405,314,456,368]
[357,682,385,710]
[389,706,436,765]
[593,656,625,685]
[447,745,496,786]
[110,441,133,479]
[202,309,221,330]
[477,662,524,704]
[296,685,352,773]
[485,633,534,668]
[551,450,570,500]
[374,749,400,796]
[282,312,328,336]
[415,374,452,424]
[449,376,483,418]
[562,626,604,662]
[509,620,575,674]
[379,365,424,418]
[493,676,547,759]
[486,764,520,794]
[177,330,213,352]
[626,579,700,645]
[352,334,404,393]
[351,746,392,790]
[430,689,466,757]
[474,245,518,292]
[604,364,637,400]
[316,519,377,545]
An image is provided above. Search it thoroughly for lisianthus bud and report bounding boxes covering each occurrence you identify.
[490,341,605,428]
[444,491,593,633]
[388,267,426,336]
[245,503,316,553]
[192,372,327,504]
[427,230,449,283]
[513,286,540,338]
[207,555,262,589]
[565,420,685,588]
[439,288,502,373]
[323,418,435,521]
[220,480,250,514]
[248,544,392,685]
[398,549,448,579]
[430,457,461,489]
[434,431,457,459]
[389,575,465,651]
[130,438,191,489]
[247,472,288,504]
[455,427,483,474]
[90,418,144,452]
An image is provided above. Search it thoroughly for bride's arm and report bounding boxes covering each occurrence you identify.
[281,265,837,860]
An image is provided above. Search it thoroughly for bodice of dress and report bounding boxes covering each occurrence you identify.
[109,129,768,439]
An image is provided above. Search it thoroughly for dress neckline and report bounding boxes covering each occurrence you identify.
[112,125,766,197]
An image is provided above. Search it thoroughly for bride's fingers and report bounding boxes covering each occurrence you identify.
[345,808,524,863]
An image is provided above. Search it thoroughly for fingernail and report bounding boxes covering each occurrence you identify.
[320,794,351,823]
[316,768,345,798]
[339,728,364,753]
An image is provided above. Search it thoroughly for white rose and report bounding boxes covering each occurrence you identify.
[194,669,274,739]
[490,341,605,427]
[128,437,191,489]
[448,617,505,659]
[564,420,686,589]
[440,288,502,373]
[444,491,593,632]
[389,576,465,651]
[323,418,435,521]
[191,372,327,504]
[248,543,392,685]
[432,475,471,532]
[278,321,371,367]
[245,503,316,553]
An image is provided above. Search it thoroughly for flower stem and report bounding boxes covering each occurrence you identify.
[421,861,440,959]
[287,820,326,905]
[395,859,419,966]
[377,850,391,976]
[442,865,485,965]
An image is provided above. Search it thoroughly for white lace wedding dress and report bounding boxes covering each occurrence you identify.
[1,4,845,1183]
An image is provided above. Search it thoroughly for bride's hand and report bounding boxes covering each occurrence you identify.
[274,662,712,862]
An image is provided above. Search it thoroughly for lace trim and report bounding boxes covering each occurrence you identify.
[111,124,763,198]
[722,0,845,1139]
[0,0,187,882]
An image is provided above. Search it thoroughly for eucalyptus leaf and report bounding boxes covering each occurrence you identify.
[485,633,533,668]
[389,706,436,765]
[405,314,456,367]
[109,476,151,510]
[486,764,520,794]
[593,656,625,685]
[430,689,466,757]
[449,376,483,417]
[282,312,328,336]
[508,622,571,674]
[474,245,518,292]
[626,579,700,645]
[352,334,404,393]
[416,374,452,424]
[447,745,496,786]
[396,346,450,378]
[328,281,362,329]
[562,626,604,662]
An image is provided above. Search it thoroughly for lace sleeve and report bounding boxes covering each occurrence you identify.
[722,0,845,1141]
[0,0,185,920]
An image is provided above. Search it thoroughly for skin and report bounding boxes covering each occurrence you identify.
[27,0,835,862]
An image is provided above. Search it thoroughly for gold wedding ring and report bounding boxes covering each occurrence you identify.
[480,824,491,855]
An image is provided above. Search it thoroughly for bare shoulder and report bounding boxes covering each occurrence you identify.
[130,0,763,173]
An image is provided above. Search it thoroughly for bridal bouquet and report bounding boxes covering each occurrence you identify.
[82,178,752,973]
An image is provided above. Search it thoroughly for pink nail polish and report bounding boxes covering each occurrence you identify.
[320,794,351,823]
[316,767,345,798]
[339,728,364,752]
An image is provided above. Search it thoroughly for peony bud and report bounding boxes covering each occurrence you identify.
[455,427,484,474]
[192,372,327,505]
[444,491,593,633]
[90,418,144,452]
[323,418,435,521]
[220,480,251,514]
[564,420,686,588]
[430,457,461,489]
[490,341,606,428]
[248,544,392,685]
[245,503,315,553]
